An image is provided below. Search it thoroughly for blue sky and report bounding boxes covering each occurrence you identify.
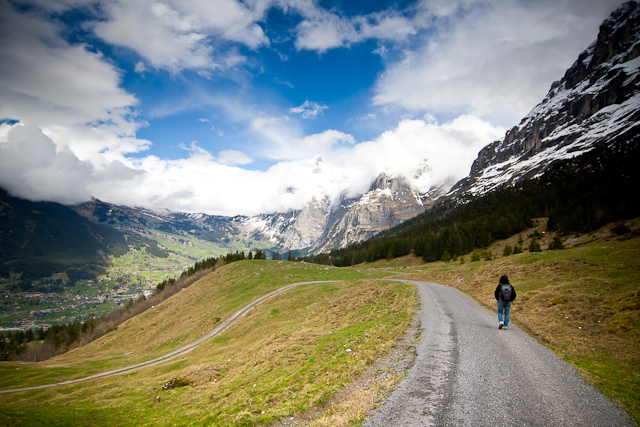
[0,0,626,215]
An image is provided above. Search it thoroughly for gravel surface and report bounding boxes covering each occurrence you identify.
[364,280,634,427]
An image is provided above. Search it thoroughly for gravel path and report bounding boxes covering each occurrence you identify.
[364,280,634,427]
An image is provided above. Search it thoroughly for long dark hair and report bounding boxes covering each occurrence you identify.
[499,275,510,284]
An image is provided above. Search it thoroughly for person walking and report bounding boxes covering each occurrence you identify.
[495,274,516,330]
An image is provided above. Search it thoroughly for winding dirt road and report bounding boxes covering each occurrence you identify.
[0,280,339,395]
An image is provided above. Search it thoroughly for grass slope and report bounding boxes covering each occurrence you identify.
[0,261,416,426]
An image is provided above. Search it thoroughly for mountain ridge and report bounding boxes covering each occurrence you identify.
[0,188,129,280]
[449,0,640,198]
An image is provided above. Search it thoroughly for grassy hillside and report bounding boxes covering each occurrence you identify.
[374,218,640,424]
[0,261,417,426]
[1,221,638,426]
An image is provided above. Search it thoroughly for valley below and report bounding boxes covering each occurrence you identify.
[0,238,218,331]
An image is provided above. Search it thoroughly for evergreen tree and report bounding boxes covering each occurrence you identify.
[528,237,541,253]
[548,236,564,250]
[386,245,395,260]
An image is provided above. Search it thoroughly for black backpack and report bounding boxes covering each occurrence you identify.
[500,284,513,302]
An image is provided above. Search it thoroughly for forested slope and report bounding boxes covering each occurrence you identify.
[0,189,129,280]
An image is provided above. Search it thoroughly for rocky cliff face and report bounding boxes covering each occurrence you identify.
[240,173,445,254]
[450,0,640,197]
[239,196,330,250]
[308,174,434,253]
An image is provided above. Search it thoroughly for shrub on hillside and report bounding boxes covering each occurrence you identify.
[612,223,631,235]
[548,237,565,250]
[529,237,542,253]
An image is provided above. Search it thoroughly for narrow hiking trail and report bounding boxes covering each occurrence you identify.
[365,280,633,427]
[0,280,339,395]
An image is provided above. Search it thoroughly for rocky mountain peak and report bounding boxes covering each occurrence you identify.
[453,0,640,198]
[370,173,411,194]
[561,0,639,91]
[592,1,640,66]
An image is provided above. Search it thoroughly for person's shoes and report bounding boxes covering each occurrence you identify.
[499,321,504,329]
[504,326,509,330]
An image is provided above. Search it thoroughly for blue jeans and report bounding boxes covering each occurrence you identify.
[498,301,512,326]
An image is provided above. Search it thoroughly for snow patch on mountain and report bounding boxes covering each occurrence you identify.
[454,1,640,199]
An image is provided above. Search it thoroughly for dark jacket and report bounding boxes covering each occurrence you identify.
[494,283,517,302]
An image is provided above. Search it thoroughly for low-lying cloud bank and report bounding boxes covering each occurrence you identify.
[0,115,504,216]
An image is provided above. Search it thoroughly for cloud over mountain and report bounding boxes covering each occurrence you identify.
[0,0,626,216]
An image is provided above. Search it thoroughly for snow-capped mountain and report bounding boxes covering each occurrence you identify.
[239,196,331,250]
[73,1,640,257]
[308,174,438,253]
[450,0,640,198]
[239,173,447,254]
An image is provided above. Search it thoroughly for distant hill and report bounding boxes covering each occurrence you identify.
[0,188,129,281]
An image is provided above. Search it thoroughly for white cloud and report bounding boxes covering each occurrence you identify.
[250,109,355,161]
[329,115,505,196]
[134,61,147,74]
[293,2,417,52]
[0,0,148,203]
[92,0,218,74]
[289,100,328,119]
[0,123,91,204]
[373,0,626,127]
[294,12,350,52]
[92,0,270,75]
[63,113,503,217]
[298,129,355,152]
[218,149,254,165]
[2,115,501,217]
[0,1,138,132]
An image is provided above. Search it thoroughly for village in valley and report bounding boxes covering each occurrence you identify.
[0,249,198,332]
